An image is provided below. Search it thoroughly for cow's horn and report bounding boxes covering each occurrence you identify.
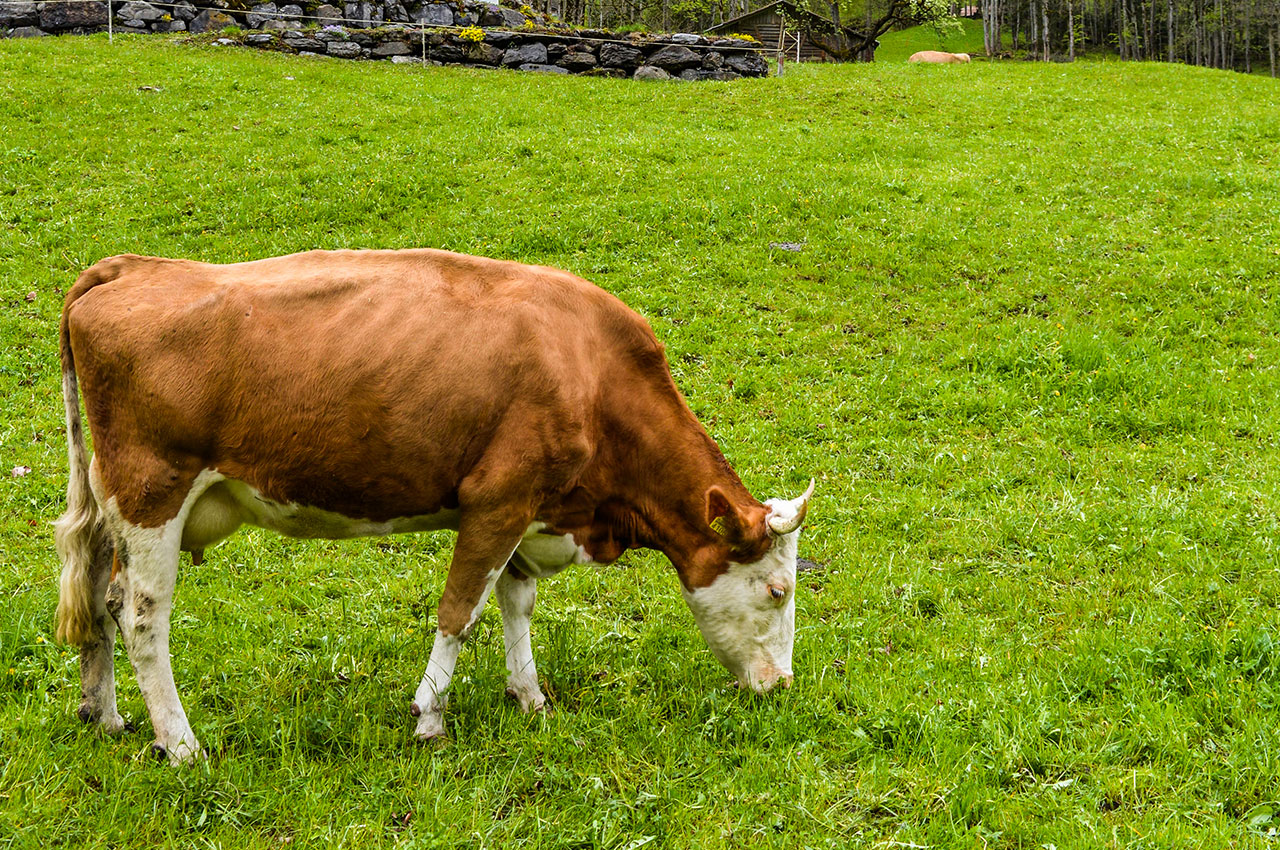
[767,479,815,535]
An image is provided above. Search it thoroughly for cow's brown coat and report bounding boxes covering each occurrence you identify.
[63,249,774,635]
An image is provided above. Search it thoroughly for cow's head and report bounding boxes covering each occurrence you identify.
[681,480,814,693]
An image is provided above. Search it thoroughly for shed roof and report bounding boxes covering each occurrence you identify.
[707,0,853,36]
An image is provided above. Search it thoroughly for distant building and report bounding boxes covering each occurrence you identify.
[707,1,877,62]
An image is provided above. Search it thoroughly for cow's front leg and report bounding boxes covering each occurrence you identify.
[495,565,547,713]
[108,526,200,765]
[411,510,530,741]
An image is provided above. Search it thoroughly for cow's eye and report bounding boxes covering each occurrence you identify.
[768,585,786,601]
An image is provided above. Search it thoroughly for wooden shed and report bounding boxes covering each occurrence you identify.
[707,1,877,62]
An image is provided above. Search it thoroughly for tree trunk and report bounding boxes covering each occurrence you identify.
[1042,0,1050,58]
[1167,0,1174,60]
[1068,0,1076,58]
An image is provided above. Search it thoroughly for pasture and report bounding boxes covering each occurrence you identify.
[2,34,1279,848]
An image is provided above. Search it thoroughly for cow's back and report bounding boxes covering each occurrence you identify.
[67,250,659,523]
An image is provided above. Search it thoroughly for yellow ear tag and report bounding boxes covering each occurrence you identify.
[709,516,728,536]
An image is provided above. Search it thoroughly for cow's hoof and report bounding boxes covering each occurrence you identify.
[505,686,550,715]
[413,714,448,744]
[80,703,129,735]
[153,738,203,766]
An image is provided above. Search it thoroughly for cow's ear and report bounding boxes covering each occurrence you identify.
[705,485,735,538]
[705,487,768,552]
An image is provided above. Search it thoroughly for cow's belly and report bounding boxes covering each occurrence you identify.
[181,477,461,551]
[181,478,593,579]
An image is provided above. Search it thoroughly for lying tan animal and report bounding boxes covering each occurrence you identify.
[909,50,971,63]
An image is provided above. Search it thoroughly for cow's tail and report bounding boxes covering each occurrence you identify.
[54,259,128,646]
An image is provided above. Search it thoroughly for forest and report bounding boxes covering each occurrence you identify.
[522,0,1280,75]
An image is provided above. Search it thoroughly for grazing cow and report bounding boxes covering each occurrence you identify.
[55,249,814,764]
[908,50,971,63]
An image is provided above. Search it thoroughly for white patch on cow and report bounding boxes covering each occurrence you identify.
[495,569,546,713]
[411,563,507,740]
[510,523,593,578]
[98,469,226,764]
[682,496,804,693]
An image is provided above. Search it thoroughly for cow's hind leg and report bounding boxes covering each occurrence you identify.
[107,521,201,765]
[76,535,127,733]
[412,509,534,741]
[496,565,547,714]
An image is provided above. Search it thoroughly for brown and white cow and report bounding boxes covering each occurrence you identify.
[54,249,813,764]
[908,50,971,63]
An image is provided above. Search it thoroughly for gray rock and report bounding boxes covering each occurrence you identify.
[429,43,465,61]
[581,66,627,78]
[545,42,566,61]
[517,62,569,74]
[385,2,410,22]
[315,4,342,23]
[557,50,597,70]
[723,52,767,75]
[246,2,278,28]
[189,9,236,32]
[372,40,411,56]
[344,1,382,27]
[40,1,108,29]
[214,37,236,44]
[0,2,39,28]
[479,4,525,28]
[246,32,275,43]
[118,20,149,32]
[463,41,504,65]
[316,27,348,41]
[412,3,452,25]
[678,69,701,80]
[669,32,702,44]
[501,41,546,66]
[599,43,642,69]
[327,40,361,57]
[349,29,375,45]
[263,19,300,31]
[172,2,197,21]
[8,25,46,36]
[283,33,324,50]
[118,1,164,21]
[279,4,303,20]
[632,64,671,80]
[700,50,722,69]
[646,44,700,72]
[390,54,421,63]
[163,19,187,30]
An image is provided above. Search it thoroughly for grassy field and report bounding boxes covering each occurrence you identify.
[2,35,1279,848]
[876,19,988,62]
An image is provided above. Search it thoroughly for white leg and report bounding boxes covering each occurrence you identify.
[106,523,200,765]
[410,565,505,740]
[496,567,547,713]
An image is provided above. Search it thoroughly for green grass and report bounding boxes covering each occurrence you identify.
[3,35,1280,848]
[876,19,988,62]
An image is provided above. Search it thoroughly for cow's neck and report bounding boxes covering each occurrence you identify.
[585,397,761,590]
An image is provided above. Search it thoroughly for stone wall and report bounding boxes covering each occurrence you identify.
[1,0,771,80]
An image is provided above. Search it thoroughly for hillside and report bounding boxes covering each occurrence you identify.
[876,18,988,62]
[2,36,1279,848]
